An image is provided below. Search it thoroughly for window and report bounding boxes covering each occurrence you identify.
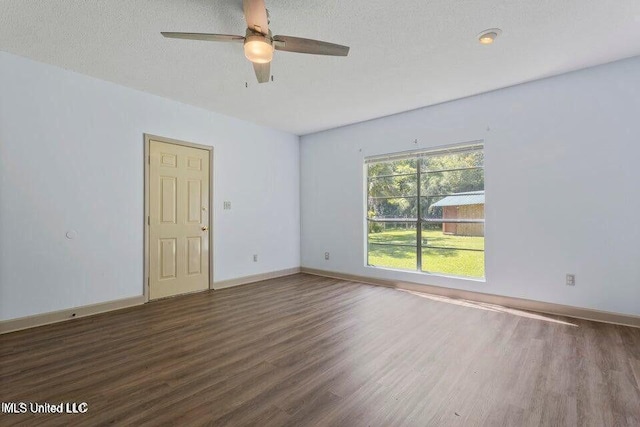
[366,144,484,279]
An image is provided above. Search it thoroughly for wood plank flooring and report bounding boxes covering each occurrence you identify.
[1,273,639,426]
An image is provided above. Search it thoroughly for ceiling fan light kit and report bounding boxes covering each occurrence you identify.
[162,0,350,83]
[244,31,274,64]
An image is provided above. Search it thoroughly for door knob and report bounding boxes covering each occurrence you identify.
[201,226,209,231]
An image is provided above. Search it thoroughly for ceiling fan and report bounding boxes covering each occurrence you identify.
[161,0,350,83]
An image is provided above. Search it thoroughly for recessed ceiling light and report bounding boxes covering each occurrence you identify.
[478,28,502,45]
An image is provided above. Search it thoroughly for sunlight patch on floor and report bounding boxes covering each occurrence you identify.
[401,290,578,327]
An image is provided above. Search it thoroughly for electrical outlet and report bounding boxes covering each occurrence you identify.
[325,252,330,260]
[223,201,231,210]
[253,254,258,262]
[566,274,575,286]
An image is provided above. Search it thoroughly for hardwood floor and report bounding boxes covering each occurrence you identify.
[1,273,639,426]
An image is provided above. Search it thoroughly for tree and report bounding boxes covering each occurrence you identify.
[367,152,484,229]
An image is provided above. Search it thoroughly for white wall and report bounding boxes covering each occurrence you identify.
[0,52,300,321]
[301,56,640,316]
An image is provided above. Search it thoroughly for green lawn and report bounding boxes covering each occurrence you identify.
[368,228,485,278]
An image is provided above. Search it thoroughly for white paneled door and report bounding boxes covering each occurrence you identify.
[149,139,210,300]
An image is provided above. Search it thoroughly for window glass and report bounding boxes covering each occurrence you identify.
[366,145,484,279]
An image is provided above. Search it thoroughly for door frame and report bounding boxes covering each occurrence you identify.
[143,133,214,302]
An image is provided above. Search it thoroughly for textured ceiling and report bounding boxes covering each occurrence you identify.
[2,0,640,135]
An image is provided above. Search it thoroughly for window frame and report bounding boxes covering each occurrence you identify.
[365,142,485,280]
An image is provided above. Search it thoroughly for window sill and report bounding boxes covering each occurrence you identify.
[365,264,486,283]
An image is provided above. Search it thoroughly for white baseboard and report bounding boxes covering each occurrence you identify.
[0,295,146,334]
[213,267,301,289]
[300,267,640,328]
[0,268,301,335]
[6,266,633,333]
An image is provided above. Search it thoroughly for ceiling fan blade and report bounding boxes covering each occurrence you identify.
[161,32,245,43]
[243,0,269,34]
[252,62,271,83]
[273,36,349,56]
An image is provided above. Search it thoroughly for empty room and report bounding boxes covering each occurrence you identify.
[1,0,639,425]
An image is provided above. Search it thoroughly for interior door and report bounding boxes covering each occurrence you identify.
[149,139,210,300]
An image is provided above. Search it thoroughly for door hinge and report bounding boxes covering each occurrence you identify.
[147,216,150,225]
[148,155,150,164]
